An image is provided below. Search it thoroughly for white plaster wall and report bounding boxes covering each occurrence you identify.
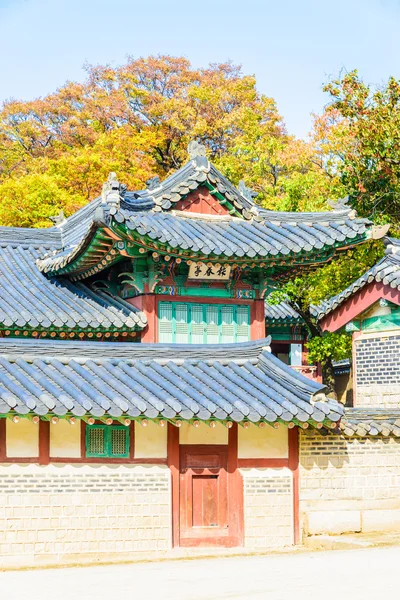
[238,424,288,458]
[135,421,168,458]
[6,419,38,458]
[50,420,81,458]
[179,422,228,445]
[241,467,293,548]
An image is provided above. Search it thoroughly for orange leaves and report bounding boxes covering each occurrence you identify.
[0,54,338,227]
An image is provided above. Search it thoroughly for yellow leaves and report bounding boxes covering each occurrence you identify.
[0,173,75,228]
[0,54,341,227]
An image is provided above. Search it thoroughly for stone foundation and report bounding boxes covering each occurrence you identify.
[0,463,171,568]
[300,432,400,537]
[356,384,400,409]
[241,468,293,548]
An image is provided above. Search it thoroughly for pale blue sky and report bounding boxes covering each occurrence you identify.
[0,0,400,138]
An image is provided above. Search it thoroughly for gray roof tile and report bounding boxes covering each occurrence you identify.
[0,245,146,331]
[33,159,374,276]
[340,408,400,437]
[0,337,342,424]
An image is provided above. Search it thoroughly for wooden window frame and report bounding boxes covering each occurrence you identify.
[158,301,250,344]
[0,419,168,465]
[85,423,130,459]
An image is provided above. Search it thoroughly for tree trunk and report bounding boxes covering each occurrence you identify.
[287,301,336,396]
[321,356,336,394]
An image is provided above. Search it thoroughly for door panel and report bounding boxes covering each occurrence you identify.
[192,475,218,527]
[180,445,231,546]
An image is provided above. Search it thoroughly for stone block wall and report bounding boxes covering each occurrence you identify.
[355,334,400,407]
[300,432,400,536]
[0,463,171,568]
[241,468,293,548]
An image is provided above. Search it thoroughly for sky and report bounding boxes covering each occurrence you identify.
[0,0,400,139]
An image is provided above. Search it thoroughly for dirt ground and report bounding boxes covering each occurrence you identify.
[0,545,399,600]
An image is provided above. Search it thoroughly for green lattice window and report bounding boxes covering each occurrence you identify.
[86,425,130,458]
[158,302,250,344]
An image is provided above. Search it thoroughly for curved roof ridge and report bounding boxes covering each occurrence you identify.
[258,207,362,223]
[316,237,400,319]
[0,334,344,424]
[0,336,272,363]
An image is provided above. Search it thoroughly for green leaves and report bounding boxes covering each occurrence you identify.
[0,55,339,228]
[321,70,400,226]
[306,332,352,365]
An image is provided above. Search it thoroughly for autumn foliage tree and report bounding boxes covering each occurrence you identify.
[0,55,337,227]
[314,70,400,228]
[0,55,394,387]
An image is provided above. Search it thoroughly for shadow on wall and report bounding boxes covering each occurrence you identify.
[300,433,398,470]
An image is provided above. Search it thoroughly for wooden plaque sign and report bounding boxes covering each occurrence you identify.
[188,263,231,281]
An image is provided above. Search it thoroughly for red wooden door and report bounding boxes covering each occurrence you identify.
[180,445,233,547]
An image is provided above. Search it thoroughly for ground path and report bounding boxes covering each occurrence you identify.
[0,546,398,600]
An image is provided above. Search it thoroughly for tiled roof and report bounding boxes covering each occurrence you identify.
[34,157,377,277]
[316,238,400,319]
[0,337,342,424]
[140,160,258,218]
[265,301,304,323]
[117,209,369,258]
[340,408,400,437]
[0,243,146,332]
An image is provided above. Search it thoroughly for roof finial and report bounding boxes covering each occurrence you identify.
[48,209,66,227]
[146,176,161,191]
[188,140,207,160]
[327,196,351,211]
[238,180,257,202]
[101,172,122,216]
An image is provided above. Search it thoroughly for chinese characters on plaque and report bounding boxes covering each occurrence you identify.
[188,263,231,281]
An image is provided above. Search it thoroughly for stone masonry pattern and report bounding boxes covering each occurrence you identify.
[356,335,400,386]
[300,432,400,536]
[242,471,293,548]
[0,464,171,568]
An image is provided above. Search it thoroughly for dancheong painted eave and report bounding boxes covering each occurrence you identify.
[34,147,387,280]
[0,337,343,427]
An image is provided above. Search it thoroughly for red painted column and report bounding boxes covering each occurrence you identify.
[39,420,50,466]
[168,423,180,547]
[352,331,362,406]
[0,419,6,461]
[288,427,300,545]
[228,423,244,546]
[251,299,266,340]
[128,287,157,343]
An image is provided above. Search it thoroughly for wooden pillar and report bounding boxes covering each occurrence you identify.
[288,426,300,544]
[228,423,244,546]
[141,290,157,343]
[352,331,361,406]
[0,419,6,461]
[167,423,180,547]
[251,299,266,340]
[39,420,50,466]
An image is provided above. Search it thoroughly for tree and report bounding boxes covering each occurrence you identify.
[267,240,384,390]
[315,70,400,229]
[0,55,337,227]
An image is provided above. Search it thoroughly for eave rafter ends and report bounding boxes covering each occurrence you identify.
[34,143,382,280]
[0,337,343,428]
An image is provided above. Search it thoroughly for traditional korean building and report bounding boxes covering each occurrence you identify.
[318,236,400,412]
[0,143,392,567]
